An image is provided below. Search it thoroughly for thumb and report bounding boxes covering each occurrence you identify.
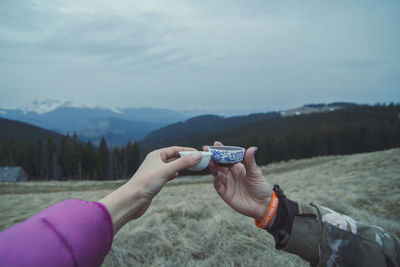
[166,152,202,174]
[243,146,262,176]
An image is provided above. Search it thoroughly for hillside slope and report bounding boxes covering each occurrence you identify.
[0,117,64,143]
[263,148,400,224]
[1,148,399,266]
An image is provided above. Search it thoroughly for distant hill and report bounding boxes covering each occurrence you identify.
[141,112,280,150]
[0,117,64,144]
[141,104,400,166]
[141,102,356,150]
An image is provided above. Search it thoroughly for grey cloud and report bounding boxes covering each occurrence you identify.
[0,0,399,110]
[30,12,203,73]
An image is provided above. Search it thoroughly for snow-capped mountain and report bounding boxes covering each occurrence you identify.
[279,102,355,117]
[21,99,69,114]
[20,99,122,115]
[0,99,189,145]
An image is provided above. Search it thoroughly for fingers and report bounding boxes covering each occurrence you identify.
[205,140,224,173]
[213,171,227,197]
[230,163,245,180]
[209,160,229,177]
[210,160,232,200]
[159,146,197,162]
[203,141,222,152]
[208,160,218,176]
[214,178,226,197]
[166,172,179,181]
[166,156,179,163]
[243,146,262,176]
[165,151,202,175]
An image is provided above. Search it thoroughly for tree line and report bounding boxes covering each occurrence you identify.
[0,133,141,180]
[1,104,399,180]
[177,104,400,166]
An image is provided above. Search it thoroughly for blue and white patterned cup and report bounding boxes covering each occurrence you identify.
[208,146,245,165]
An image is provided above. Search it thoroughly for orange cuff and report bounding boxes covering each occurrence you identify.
[255,191,279,229]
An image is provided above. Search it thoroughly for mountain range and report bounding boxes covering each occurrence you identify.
[0,99,354,146]
[0,99,189,145]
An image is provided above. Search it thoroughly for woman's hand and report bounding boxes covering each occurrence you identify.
[130,146,202,199]
[99,146,202,234]
[205,142,272,221]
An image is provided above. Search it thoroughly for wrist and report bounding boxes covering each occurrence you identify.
[255,196,271,222]
[99,181,149,234]
[255,191,279,229]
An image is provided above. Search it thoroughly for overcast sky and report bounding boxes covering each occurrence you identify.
[0,0,399,112]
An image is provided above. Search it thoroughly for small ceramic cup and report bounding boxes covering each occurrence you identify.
[178,151,212,171]
[208,146,246,166]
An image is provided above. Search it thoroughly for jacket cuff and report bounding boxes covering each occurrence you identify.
[265,185,320,265]
[282,202,321,265]
[266,185,299,249]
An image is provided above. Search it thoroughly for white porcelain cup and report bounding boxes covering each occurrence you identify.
[179,151,212,171]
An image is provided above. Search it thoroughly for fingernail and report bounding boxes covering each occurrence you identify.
[254,146,258,154]
[192,152,202,161]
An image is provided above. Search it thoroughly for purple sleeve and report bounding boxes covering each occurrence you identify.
[0,199,114,267]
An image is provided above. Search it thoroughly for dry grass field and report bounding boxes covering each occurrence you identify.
[1,148,399,266]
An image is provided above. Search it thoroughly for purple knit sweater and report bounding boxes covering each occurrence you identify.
[0,199,114,267]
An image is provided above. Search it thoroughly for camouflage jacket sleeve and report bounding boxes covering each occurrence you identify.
[277,201,400,266]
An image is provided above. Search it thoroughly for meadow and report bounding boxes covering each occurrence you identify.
[1,148,399,266]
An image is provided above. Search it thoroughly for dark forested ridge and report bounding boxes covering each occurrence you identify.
[1,104,399,180]
[0,118,141,180]
[141,102,356,150]
[142,104,400,167]
[0,117,64,144]
[142,112,280,149]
